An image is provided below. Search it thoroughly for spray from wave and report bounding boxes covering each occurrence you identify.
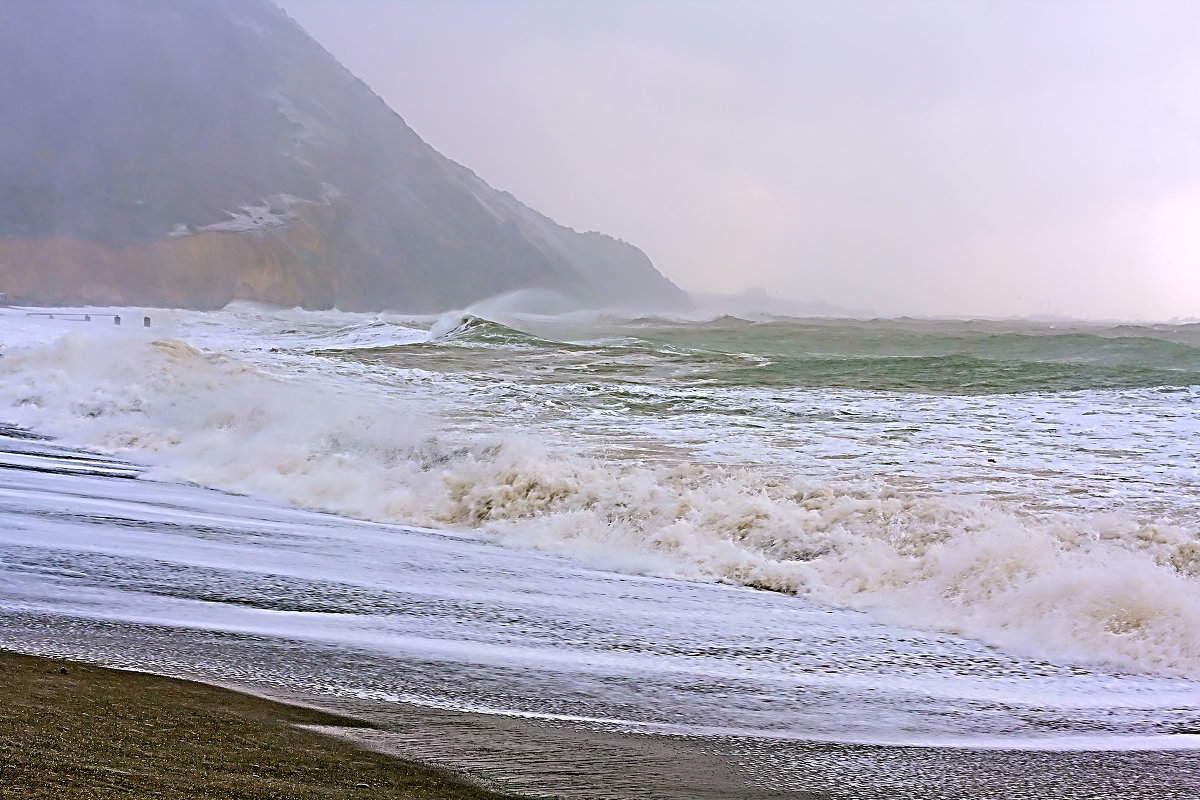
[2,326,1199,676]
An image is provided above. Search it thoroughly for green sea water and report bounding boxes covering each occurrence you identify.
[331,314,1200,395]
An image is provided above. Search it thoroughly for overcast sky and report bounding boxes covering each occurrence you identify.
[278,0,1199,320]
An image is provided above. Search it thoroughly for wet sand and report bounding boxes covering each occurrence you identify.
[5,619,1200,800]
[0,650,520,800]
[246,689,1200,800]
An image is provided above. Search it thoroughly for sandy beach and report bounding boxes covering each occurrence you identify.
[0,650,520,800]
[5,623,1200,799]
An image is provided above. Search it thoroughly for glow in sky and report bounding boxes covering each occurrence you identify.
[279,0,1200,319]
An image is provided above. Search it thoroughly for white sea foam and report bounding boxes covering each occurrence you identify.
[2,312,1199,677]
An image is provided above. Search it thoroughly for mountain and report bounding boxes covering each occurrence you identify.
[0,0,690,312]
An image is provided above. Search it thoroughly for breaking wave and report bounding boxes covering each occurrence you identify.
[3,328,1199,677]
[426,312,554,347]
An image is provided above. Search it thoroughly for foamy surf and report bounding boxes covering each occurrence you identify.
[1,306,1199,680]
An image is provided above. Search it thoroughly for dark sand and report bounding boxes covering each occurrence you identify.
[261,690,1200,800]
[6,626,1200,800]
[0,650,522,800]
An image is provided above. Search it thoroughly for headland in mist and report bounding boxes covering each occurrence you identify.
[0,0,689,313]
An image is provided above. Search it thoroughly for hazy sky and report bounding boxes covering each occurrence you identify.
[278,0,1199,319]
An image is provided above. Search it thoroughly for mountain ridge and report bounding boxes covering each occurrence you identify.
[0,0,690,312]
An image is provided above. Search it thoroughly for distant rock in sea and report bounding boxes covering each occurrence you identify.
[0,0,690,312]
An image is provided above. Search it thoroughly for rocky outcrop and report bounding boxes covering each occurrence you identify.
[0,0,690,311]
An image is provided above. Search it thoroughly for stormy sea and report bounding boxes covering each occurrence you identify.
[3,301,1199,798]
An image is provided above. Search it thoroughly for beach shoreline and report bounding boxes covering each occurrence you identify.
[0,649,524,800]
[3,405,1200,798]
[6,628,1200,800]
[0,641,788,800]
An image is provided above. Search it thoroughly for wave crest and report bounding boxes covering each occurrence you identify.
[3,328,1199,676]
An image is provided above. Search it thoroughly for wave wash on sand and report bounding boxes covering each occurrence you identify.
[2,306,1199,678]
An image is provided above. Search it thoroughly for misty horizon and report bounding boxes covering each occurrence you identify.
[279,0,1200,321]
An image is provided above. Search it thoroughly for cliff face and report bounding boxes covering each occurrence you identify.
[0,0,690,311]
